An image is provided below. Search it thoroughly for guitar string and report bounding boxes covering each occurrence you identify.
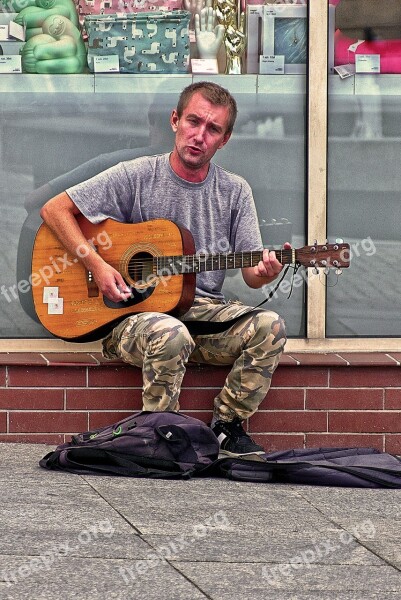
[125,251,346,269]
[125,250,344,263]
[125,248,345,258]
[122,247,348,277]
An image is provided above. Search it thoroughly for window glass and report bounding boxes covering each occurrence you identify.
[221,88,307,338]
[327,0,401,336]
[1,90,306,339]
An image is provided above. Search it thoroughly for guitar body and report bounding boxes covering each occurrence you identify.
[31,217,196,341]
[31,215,350,343]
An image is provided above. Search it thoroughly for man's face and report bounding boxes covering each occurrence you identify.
[170,92,232,179]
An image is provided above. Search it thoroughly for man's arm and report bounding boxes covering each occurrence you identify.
[40,193,131,302]
[241,243,292,289]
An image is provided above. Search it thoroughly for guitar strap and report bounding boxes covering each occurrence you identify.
[183,264,293,336]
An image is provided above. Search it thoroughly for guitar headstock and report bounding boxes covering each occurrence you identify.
[296,242,350,270]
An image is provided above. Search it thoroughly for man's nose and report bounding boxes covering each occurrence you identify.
[194,125,206,142]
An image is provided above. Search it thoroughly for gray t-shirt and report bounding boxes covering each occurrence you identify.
[67,153,263,301]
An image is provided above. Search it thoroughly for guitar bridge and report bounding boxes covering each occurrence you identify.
[86,269,99,298]
[86,244,99,297]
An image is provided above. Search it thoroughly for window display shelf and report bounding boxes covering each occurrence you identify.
[0,73,306,95]
[329,74,401,96]
[354,75,401,96]
[0,74,95,93]
[258,75,306,95]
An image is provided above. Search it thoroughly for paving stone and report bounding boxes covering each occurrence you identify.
[175,562,401,600]
[142,532,384,565]
[0,556,208,600]
[0,443,400,600]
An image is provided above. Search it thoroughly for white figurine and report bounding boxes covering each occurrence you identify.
[195,7,225,60]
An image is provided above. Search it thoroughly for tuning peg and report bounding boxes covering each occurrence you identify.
[335,268,343,275]
[324,267,330,276]
[335,238,344,244]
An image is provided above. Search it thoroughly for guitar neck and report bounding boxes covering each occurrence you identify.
[156,249,296,275]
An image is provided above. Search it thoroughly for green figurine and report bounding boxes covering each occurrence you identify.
[21,14,87,73]
[14,0,79,40]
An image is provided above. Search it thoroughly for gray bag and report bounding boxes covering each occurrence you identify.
[39,411,220,479]
[84,11,190,73]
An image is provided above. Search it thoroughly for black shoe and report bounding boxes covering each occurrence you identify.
[212,418,265,457]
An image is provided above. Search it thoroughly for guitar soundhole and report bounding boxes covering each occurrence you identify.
[127,252,155,287]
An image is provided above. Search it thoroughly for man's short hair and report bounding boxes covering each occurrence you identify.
[176,81,238,134]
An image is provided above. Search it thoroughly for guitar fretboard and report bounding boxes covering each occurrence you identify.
[155,250,296,275]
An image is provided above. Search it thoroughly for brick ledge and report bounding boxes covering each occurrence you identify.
[0,352,399,367]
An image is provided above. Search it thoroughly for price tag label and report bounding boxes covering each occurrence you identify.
[93,55,119,73]
[191,59,219,74]
[259,55,284,74]
[0,55,22,73]
[355,54,380,73]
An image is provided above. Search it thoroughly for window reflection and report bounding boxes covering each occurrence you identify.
[328,0,401,336]
[0,89,306,338]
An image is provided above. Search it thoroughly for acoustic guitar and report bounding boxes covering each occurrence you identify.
[31,216,350,341]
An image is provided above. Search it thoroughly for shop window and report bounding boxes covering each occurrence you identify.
[327,0,401,336]
[0,1,308,340]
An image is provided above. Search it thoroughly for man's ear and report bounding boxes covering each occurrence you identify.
[170,109,179,132]
[218,131,232,149]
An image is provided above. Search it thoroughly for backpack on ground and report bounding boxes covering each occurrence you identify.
[40,411,401,488]
[39,411,219,479]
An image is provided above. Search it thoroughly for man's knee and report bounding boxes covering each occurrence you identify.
[147,316,195,358]
[254,311,287,348]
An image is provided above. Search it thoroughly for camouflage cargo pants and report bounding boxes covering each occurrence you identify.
[102,298,286,422]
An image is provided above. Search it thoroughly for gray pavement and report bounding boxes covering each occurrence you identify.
[1,443,401,599]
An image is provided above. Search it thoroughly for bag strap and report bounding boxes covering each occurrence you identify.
[183,309,264,335]
[40,448,195,479]
[183,265,292,335]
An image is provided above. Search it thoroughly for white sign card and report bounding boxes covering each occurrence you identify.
[355,54,380,74]
[259,55,285,74]
[47,298,64,315]
[0,55,22,73]
[93,55,120,73]
[0,25,8,41]
[43,287,59,303]
[9,21,25,41]
[191,59,219,74]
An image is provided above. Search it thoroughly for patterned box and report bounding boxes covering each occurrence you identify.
[85,10,190,73]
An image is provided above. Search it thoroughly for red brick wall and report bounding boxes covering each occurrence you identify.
[1,352,401,454]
